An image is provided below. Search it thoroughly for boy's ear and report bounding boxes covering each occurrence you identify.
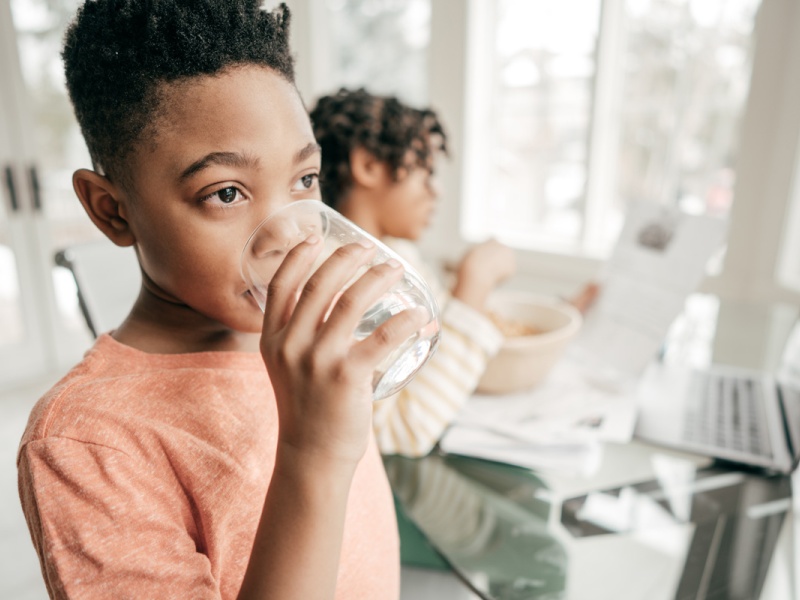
[72,169,136,247]
[349,147,391,189]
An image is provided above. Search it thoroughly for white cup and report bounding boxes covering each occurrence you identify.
[241,199,441,400]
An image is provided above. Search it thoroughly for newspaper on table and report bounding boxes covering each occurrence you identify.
[439,201,728,474]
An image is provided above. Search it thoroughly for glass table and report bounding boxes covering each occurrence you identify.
[386,441,796,600]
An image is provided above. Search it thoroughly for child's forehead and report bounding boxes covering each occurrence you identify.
[128,67,312,182]
[156,66,302,121]
[154,67,305,138]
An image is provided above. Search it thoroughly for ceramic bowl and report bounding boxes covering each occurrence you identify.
[476,291,582,394]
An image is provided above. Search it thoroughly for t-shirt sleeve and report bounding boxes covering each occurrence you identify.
[18,437,220,600]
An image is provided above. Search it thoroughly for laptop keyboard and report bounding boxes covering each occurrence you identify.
[682,371,773,458]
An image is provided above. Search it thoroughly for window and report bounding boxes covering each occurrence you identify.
[290,0,800,302]
[307,0,431,105]
[10,0,98,337]
[10,0,93,242]
[462,0,761,258]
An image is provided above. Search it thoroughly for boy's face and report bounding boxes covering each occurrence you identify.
[120,66,321,334]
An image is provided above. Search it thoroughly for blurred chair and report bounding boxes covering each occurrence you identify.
[55,239,140,338]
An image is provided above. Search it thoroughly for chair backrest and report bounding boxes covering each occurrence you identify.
[55,239,141,338]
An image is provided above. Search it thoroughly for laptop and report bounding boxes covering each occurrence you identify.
[634,295,800,474]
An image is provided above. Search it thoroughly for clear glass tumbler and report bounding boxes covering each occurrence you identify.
[241,199,441,400]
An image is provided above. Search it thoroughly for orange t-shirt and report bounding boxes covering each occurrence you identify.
[17,334,400,599]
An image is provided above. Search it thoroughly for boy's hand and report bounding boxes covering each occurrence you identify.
[452,240,516,312]
[259,237,427,467]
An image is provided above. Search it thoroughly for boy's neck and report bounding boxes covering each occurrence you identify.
[112,287,260,355]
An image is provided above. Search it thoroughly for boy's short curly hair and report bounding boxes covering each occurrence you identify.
[309,88,448,210]
[62,0,295,189]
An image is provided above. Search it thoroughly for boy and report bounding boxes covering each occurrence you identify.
[17,3,425,599]
[310,89,599,457]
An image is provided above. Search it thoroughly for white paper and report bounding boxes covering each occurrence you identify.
[439,358,638,473]
[453,360,639,445]
[571,201,728,380]
[438,425,603,475]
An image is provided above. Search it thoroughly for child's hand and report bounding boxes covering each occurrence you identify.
[568,282,601,314]
[452,240,516,312]
[259,237,427,467]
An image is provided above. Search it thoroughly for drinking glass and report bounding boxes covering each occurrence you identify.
[241,199,441,400]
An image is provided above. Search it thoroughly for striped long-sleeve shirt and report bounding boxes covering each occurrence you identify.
[373,238,504,457]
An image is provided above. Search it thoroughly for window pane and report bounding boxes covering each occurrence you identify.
[610,0,760,240]
[10,0,102,335]
[322,0,430,105]
[10,0,93,242]
[463,0,601,250]
[463,0,760,257]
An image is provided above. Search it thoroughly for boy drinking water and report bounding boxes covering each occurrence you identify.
[17,2,426,598]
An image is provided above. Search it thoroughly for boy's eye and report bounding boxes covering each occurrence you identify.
[293,173,318,191]
[217,188,237,203]
[215,187,238,203]
[200,186,245,206]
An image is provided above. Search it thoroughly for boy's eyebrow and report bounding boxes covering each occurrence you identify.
[179,151,260,182]
[295,142,322,163]
[178,144,321,182]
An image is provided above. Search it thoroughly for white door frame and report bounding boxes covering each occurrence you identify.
[0,1,63,386]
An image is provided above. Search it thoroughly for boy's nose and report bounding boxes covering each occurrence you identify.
[248,208,324,258]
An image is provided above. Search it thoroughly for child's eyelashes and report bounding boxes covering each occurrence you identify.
[198,174,317,208]
[292,173,319,192]
[199,186,248,207]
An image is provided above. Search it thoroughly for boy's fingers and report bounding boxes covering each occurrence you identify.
[317,260,405,345]
[262,236,322,335]
[349,306,430,368]
[288,242,377,335]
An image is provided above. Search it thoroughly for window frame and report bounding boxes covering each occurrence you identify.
[295,0,800,303]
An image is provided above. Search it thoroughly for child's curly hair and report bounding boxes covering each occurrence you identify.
[309,88,448,209]
[63,0,295,190]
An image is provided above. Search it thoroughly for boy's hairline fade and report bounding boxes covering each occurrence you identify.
[62,0,296,192]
